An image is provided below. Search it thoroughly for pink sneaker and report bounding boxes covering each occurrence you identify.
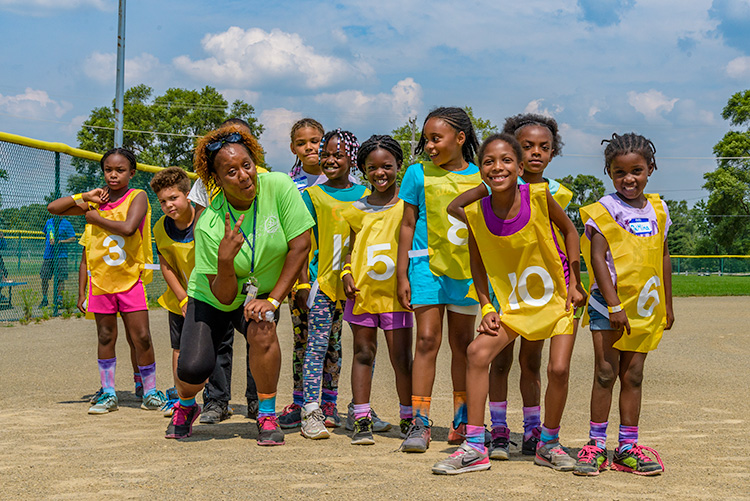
[257,416,285,446]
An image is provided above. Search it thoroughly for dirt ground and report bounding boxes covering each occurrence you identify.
[1,296,748,500]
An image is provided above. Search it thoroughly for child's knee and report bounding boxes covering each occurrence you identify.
[247,324,276,353]
[97,326,116,346]
[622,366,644,389]
[594,364,617,389]
[354,344,377,367]
[519,351,542,375]
[415,332,440,355]
[547,361,570,384]
[467,342,493,369]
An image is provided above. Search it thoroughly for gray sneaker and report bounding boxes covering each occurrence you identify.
[88,393,118,414]
[432,442,491,475]
[345,402,393,432]
[200,400,231,423]
[301,407,330,439]
[400,419,431,453]
[350,416,375,445]
[535,442,576,471]
[141,390,167,411]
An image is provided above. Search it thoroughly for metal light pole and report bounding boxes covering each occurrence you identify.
[114,0,126,148]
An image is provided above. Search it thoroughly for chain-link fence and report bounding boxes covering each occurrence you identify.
[0,132,193,322]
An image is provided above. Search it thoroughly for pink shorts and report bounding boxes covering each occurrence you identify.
[343,299,413,330]
[87,278,148,314]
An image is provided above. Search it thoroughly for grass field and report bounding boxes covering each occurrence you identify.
[580,272,750,297]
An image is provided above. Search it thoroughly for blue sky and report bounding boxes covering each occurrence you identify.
[1,0,749,204]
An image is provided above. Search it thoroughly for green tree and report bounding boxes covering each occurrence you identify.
[69,84,264,194]
[557,174,606,230]
[702,89,750,254]
[664,199,701,256]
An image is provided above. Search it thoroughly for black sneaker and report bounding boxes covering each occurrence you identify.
[165,403,201,439]
[247,399,259,420]
[351,416,375,445]
[199,400,230,424]
[522,428,541,455]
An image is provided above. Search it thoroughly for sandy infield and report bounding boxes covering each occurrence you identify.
[1,296,748,500]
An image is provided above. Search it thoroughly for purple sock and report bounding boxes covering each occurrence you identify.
[98,358,116,395]
[321,389,337,404]
[353,403,370,420]
[466,425,487,453]
[618,425,638,451]
[293,390,303,406]
[399,404,412,420]
[523,406,541,440]
[540,425,560,447]
[138,362,156,395]
[590,421,608,449]
[489,401,507,430]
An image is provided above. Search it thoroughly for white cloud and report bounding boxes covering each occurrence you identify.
[258,108,303,168]
[627,89,678,121]
[0,0,110,9]
[726,56,750,79]
[83,52,161,85]
[524,99,563,117]
[314,78,422,124]
[219,89,261,106]
[0,88,72,119]
[174,27,373,90]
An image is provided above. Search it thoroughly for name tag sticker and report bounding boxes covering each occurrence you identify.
[629,218,652,236]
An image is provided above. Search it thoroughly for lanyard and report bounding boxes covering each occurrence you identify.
[227,198,258,273]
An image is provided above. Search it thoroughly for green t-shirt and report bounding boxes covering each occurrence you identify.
[187,172,315,311]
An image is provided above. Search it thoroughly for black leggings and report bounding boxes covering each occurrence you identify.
[177,298,247,385]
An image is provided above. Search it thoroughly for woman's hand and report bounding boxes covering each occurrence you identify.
[218,212,245,263]
[244,298,276,323]
[477,311,502,336]
[343,274,359,300]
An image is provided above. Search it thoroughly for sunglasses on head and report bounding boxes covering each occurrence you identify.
[206,132,242,152]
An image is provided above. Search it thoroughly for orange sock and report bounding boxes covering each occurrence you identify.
[412,395,431,425]
[453,391,467,426]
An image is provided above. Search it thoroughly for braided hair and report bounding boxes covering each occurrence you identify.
[100,147,137,171]
[502,113,564,158]
[319,128,359,168]
[289,118,325,177]
[356,135,403,176]
[478,133,523,167]
[601,132,657,174]
[415,107,480,164]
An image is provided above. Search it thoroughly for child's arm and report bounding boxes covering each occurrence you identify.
[77,252,87,314]
[161,259,188,317]
[85,191,148,237]
[547,190,586,310]
[396,202,417,311]
[663,240,674,330]
[342,228,359,300]
[590,230,630,334]
[447,184,487,224]
[469,227,501,336]
[295,243,311,312]
[47,188,109,216]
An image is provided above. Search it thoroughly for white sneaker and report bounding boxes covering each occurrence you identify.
[301,407,330,439]
[88,393,118,414]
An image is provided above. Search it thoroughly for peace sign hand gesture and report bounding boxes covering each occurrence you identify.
[218,212,245,264]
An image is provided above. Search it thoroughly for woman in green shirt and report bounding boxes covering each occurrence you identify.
[166,125,314,445]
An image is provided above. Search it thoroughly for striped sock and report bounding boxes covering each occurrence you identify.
[399,404,412,420]
[412,396,431,426]
[353,403,370,420]
[466,425,486,453]
[292,390,303,406]
[540,425,560,447]
[138,362,156,395]
[179,396,196,407]
[522,406,541,440]
[489,401,508,430]
[453,391,467,427]
[321,388,337,404]
[590,421,608,449]
[258,392,277,419]
[98,358,116,395]
[618,425,638,451]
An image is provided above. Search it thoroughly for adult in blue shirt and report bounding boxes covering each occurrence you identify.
[40,217,76,307]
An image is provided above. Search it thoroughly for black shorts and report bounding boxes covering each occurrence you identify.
[40,258,69,282]
[168,311,184,350]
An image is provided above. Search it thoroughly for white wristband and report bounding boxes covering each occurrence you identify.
[267,297,281,310]
[607,304,623,313]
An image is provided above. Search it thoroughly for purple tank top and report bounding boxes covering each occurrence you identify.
[481,184,570,285]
